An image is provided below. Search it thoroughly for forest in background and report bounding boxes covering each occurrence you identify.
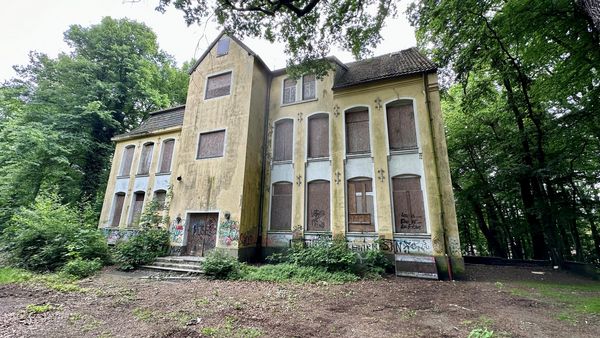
[0,0,599,266]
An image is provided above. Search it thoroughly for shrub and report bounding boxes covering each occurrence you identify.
[242,263,358,283]
[286,236,358,272]
[0,193,110,272]
[113,226,170,270]
[203,249,242,279]
[61,258,103,278]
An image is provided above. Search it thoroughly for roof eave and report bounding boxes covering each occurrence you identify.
[111,125,182,142]
[332,68,437,90]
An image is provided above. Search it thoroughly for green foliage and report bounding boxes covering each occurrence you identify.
[113,226,170,270]
[468,327,495,338]
[242,263,358,284]
[0,267,33,284]
[0,193,110,272]
[285,237,358,272]
[157,0,396,78]
[203,249,243,280]
[61,258,103,278]
[26,303,57,314]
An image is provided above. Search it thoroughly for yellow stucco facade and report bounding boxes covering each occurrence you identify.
[98,33,464,277]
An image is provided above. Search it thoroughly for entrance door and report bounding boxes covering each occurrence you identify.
[186,213,218,256]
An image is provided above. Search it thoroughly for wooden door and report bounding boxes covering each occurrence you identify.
[186,213,218,256]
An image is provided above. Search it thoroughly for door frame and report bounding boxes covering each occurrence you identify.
[184,210,221,256]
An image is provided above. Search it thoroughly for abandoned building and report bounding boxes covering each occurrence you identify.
[98,32,464,277]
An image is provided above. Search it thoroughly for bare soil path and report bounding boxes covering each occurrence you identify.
[0,264,598,338]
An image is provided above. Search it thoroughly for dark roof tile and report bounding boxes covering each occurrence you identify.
[113,105,185,140]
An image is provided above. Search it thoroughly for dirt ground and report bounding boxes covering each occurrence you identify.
[0,264,598,338]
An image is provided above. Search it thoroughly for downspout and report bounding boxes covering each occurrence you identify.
[256,72,273,259]
[423,72,453,280]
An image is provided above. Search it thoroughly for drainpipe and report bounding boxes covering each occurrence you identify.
[423,72,453,280]
[256,72,273,260]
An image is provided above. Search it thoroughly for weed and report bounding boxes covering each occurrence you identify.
[400,309,416,320]
[68,312,83,324]
[494,282,504,289]
[26,303,57,314]
[514,281,600,315]
[201,327,219,336]
[132,307,154,321]
[242,263,358,283]
[468,327,495,338]
[195,297,210,307]
[0,267,32,284]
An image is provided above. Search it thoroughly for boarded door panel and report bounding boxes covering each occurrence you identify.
[308,115,329,158]
[347,179,375,232]
[186,213,218,256]
[345,110,370,154]
[198,130,225,158]
[120,146,135,176]
[273,120,293,161]
[270,182,292,230]
[111,194,125,226]
[130,192,145,226]
[392,176,426,233]
[307,180,330,231]
[159,139,174,173]
[387,103,417,150]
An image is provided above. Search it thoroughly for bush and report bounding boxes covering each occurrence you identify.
[286,237,358,272]
[113,226,170,270]
[203,249,242,279]
[61,258,103,278]
[0,193,110,272]
[242,263,358,283]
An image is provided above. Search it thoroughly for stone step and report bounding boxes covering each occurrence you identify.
[140,264,204,274]
[155,256,206,264]
[150,261,203,270]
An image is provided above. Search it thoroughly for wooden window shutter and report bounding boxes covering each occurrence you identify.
[347,179,375,232]
[130,192,145,226]
[302,74,316,100]
[111,193,125,226]
[120,146,134,176]
[307,180,330,231]
[205,72,232,99]
[273,119,293,161]
[159,139,175,173]
[270,182,293,231]
[138,143,154,175]
[308,115,329,158]
[392,176,426,233]
[283,78,297,104]
[387,102,417,150]
[345,109,370,154]
[197,130,225,159]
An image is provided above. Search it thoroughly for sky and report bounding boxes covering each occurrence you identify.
[0,0,417,82]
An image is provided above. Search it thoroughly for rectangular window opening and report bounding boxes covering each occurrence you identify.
[205,72,232,99]
[308,115,329,158]
[270,182,292,231]
[130,192,145,227]
[307,181,330,232]
[347,179,375,232]
[111,194,125,227]
[216,37,230,56]
[283,78,297,104]
[158,139,175,173]
[119,146,135,176]
[345,110,370,154]
[197,130,226,159]
[138,143,154,175]
[302,74,316,100]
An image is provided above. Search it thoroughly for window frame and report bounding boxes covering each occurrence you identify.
[302,74,316,101]
[305,179,331,232]
[136,142,155,176]
[269,181,294,231]
[118,145,135,177]
[346,177,377,233]
[157,138,175,174]
[272,118,294,163]
[385,98,420,154]
[280,74,318,106]
[204,70,233,100]
[196,128,227,160]
[344,106,372,156]
[306,112,330,160]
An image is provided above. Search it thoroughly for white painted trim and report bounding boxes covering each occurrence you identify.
[382,97,421,156]
[117,144,136,177]
[271,117,295,165]
[184,210,222,248]
[203,69,234,101]
[196,128,228,160]
[304,178,333,233]
[341,104,373,159]
[304,111,331,160]
[136,142,155,176]
[156,138,175,174]
[267,180,294,231]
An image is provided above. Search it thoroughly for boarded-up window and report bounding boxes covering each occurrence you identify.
[307,180,330,231]
[111,193,125,226]
[347,179,375,232]
[345,109,370,154]
[392,176,426,233]
[387,101,417,150]
[119,146,135,176]
[302,74,316,100]
[138,143,154,175]
[270,182,292,231]
[197,130,225,159]
[154,190,167,210]
[158,139,175,173]
[205,72,232,99]
[216,37,230,56]
[283,78,296,104]
[273,119,293,161]
[130,192,145,226]
[308,115,329,158]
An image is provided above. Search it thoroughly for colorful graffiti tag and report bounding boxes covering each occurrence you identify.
[218,219,239,247]
[169,219,185,246]
[100,228,139,245]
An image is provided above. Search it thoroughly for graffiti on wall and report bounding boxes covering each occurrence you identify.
[394,238,433,255]
[267,233,292,247]
[169,218,185,246]
[218,218,239,247]
[100,228,139,245]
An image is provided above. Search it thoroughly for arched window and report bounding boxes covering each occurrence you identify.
[306,180,330,231]
[119,145,135,176]
[158,139,175,173]
[137,142,154,175]
[347,177,375,232]
[273,119,293,161]
[270,182,293,230]
[111,193,126,227]
[386,100,417,151]
[307,114,329,158]
[129,191,145,227]
[392,175,426,233]
[345,107,370,154]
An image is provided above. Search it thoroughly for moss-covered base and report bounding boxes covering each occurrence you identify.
[434,256,465,280]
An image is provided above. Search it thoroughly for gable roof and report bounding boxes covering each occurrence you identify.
[332,47,437,89]
[112,105,185,141]
[188,31,270,75]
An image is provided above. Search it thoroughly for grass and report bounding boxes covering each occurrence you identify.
[199,316,262,338]
[0,267,33,284]
[132,307,154,321]
[26,303,57,314]
[0,267,85,292]
[241,263,359,284]
[511,281,600,318]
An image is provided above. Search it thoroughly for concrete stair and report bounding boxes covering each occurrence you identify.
[141,256,205,274]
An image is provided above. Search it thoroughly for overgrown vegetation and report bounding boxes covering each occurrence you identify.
[113,226,170,270]
[61,258,103,278]
[512,281,600,315]
[0,193,110,273]
[0,267,85,292]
